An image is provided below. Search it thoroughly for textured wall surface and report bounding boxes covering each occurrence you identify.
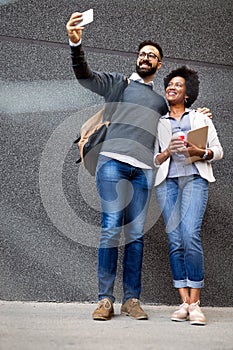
[1,0,232,306]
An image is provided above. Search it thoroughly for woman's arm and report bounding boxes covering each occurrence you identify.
[205,117,223,161]
[155,138,185,165]
[155,148,170,165]
[180,115,223,161]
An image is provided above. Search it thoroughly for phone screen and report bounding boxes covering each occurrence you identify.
[78,9,93,26]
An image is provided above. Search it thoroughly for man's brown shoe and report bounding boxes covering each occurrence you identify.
[121,298,148,320]
[92,298,114,321]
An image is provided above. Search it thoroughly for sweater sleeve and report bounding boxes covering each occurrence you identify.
[70,45,126,98]
[70,44,93,79]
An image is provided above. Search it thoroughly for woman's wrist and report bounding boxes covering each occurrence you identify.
[201,149,213,161]
[155,148,171,165]
[164,148,171,157]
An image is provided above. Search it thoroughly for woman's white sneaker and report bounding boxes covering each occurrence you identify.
[189,300,206,325]
[171,301,189,322]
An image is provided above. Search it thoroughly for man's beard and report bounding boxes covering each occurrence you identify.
[136,63,157,78]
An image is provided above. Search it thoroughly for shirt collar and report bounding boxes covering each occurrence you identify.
[129,72,155,90]
[161,108,192,119]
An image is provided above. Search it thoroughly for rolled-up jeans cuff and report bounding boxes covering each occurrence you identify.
[187,279,204,288]
[173,279,204,289]
[173,279,188,288]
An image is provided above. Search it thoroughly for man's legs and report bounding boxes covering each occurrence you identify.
[122,166,154,303]
[95,156,153,320]
[121,166,154,319]
[96,156,127,303]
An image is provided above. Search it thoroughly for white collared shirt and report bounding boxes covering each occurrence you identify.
[129,72,155,90]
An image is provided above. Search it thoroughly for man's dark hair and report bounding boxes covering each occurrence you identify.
[138,40,163,61]
[164,66,200,107]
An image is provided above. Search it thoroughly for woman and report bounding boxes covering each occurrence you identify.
[154,66,223,325]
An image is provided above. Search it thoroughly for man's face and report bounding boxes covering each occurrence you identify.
[136,45,162,78]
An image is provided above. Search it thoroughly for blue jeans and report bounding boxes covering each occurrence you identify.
[96,155,154,303]
[155,175,208,289]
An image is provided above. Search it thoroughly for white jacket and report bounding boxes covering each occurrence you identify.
[154,109,223,186]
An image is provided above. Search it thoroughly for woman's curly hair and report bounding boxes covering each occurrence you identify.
[164,66,200,108]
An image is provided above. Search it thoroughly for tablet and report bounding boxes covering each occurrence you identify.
[185,125,208,164]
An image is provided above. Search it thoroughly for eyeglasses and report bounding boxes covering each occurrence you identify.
[138,51,160,61]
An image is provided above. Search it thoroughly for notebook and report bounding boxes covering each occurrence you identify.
[185,125,208,164]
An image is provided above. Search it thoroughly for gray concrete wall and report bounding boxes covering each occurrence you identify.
[1,0,232,306]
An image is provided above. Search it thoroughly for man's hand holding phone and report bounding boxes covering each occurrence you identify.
[66,10,93,44]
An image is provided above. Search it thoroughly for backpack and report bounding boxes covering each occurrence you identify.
[74,108,110,176]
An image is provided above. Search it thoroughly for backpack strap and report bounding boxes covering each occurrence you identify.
[74,135,81,144]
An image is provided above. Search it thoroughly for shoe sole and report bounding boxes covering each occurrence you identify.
[92,312,114,321]
[171,317,188,322]
[190,321,206,326]
[121,311,148,320]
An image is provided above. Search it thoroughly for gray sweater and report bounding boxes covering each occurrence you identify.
[71,45,168,167]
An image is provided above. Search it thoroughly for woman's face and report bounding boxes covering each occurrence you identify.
[165,76,188,106]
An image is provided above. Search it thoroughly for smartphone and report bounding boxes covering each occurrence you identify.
[77,9,94,27]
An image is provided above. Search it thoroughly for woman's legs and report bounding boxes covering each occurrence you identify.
[156,175,208,324]
[156,178,187,287]
[177,287,200,304]
[177,287,190,304]
[156,176,208,289]
[180,175,209,289]
[173,287,204,324]
[190,288,201,304]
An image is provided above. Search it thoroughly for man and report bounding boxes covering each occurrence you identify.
[66,12,210,321]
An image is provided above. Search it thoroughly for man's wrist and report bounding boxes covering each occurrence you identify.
[69,38,82,46]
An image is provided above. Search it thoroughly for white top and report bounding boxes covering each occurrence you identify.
[154,110,223,185]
